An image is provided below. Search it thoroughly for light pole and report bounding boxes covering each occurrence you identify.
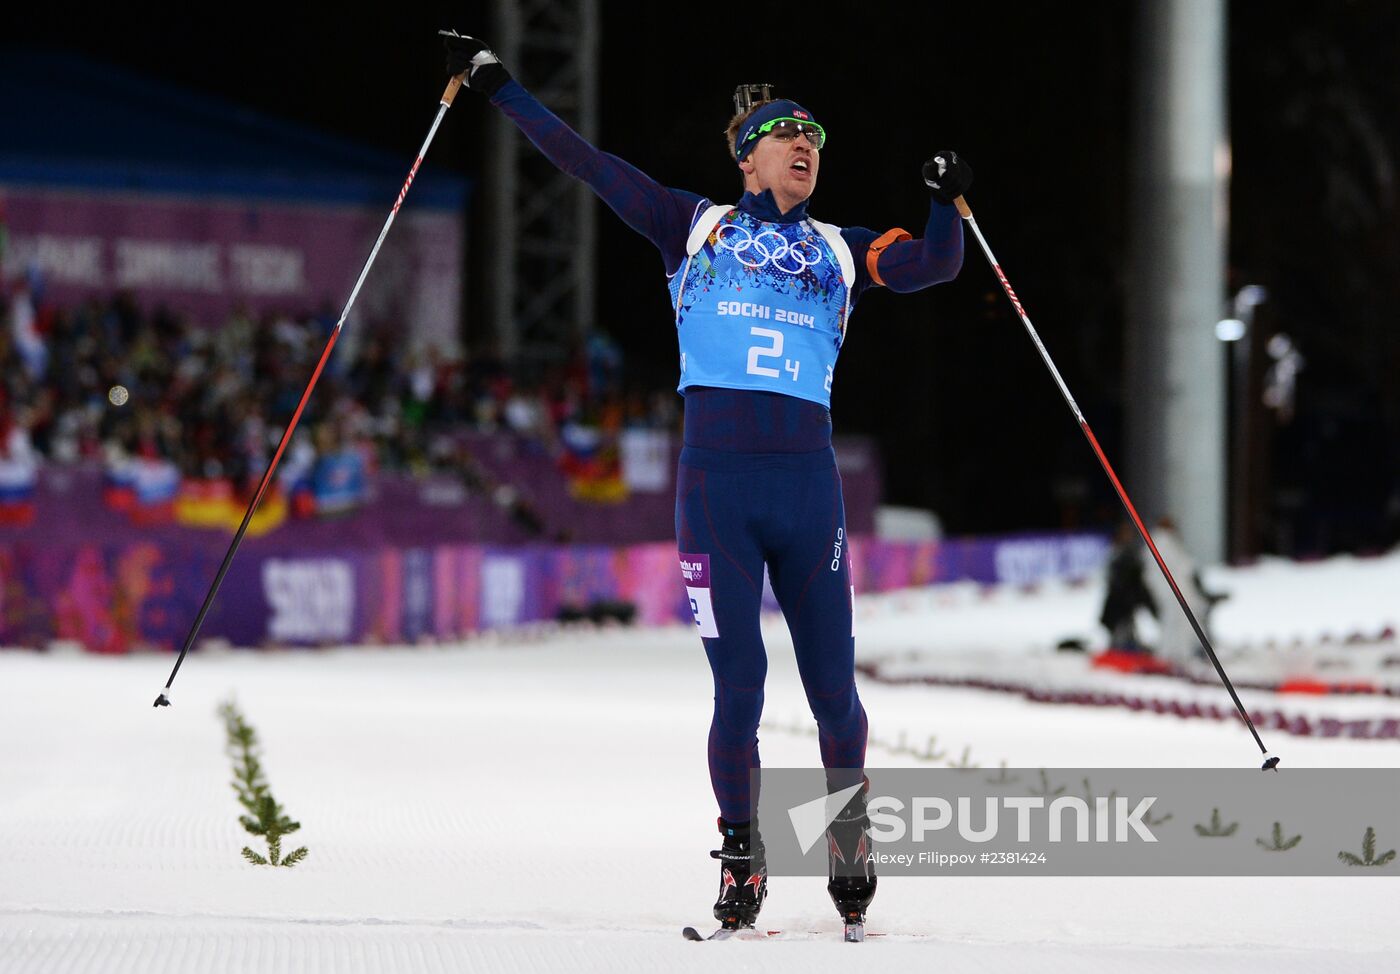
[1217,284,1268,561]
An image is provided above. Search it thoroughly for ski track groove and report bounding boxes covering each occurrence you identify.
[3,916,1397,973]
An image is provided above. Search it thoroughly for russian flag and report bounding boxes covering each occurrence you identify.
[0,458,37,526]
[128,458,181,525]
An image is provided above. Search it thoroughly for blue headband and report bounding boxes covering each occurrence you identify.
[735,99,821,162]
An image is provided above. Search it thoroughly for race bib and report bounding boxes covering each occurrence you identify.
[679,552,719,638]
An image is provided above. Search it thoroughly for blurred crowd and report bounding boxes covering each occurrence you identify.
[0,286,680,491]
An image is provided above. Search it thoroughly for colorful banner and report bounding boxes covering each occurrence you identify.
[0,531,1109,653]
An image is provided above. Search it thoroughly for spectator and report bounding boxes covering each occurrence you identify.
[1098,521,1155,653]
[1,286,680,518]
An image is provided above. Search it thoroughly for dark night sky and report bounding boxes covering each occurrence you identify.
[9,1,1399,554]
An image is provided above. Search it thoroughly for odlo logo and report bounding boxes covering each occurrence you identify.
[830,527,844,572]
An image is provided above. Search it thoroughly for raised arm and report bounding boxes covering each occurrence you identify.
[444,32,702,274]
[842,150,973,303]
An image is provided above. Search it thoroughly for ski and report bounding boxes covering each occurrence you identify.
[684,925,879,941]
[681,925,780,941]
[682,925,727,941]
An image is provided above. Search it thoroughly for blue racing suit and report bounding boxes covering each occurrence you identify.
[491,80,964,820]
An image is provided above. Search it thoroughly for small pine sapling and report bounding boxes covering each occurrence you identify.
[1337,827,1395,867]
[1256,822,1302,852]
[219,700,309,868]
[1193,807,1239,837]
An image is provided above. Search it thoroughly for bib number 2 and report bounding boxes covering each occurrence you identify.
[747,327,800,382]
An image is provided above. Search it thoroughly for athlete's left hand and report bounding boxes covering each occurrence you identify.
[923,150,973,205]
[440,30,512,96]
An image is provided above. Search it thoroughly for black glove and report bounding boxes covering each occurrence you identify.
[441,31,511,97]
[922,150,973,206]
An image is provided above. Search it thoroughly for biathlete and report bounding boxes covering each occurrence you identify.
[444,31,969,935]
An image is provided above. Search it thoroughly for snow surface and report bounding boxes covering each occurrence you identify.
[4,551,1400,972]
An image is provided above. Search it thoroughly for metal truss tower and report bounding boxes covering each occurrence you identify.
[486,0,599,363]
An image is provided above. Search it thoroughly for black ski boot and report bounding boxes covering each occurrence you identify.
[826,782,877,942]
[710,818,767,930]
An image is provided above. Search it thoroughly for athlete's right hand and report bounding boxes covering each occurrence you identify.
[441,30,511,96]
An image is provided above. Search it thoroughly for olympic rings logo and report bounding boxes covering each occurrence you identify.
[714,224,823,274]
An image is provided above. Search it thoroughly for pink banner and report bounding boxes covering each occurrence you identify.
[0,186,462,352]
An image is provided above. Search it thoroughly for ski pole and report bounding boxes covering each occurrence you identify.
[952,194,1280,771]
[153,71,469,708]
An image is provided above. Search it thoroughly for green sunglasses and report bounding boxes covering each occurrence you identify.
[747,117,827,151]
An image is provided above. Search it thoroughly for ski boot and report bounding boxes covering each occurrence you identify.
[826,782,877,942]
[710,818,767,930]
